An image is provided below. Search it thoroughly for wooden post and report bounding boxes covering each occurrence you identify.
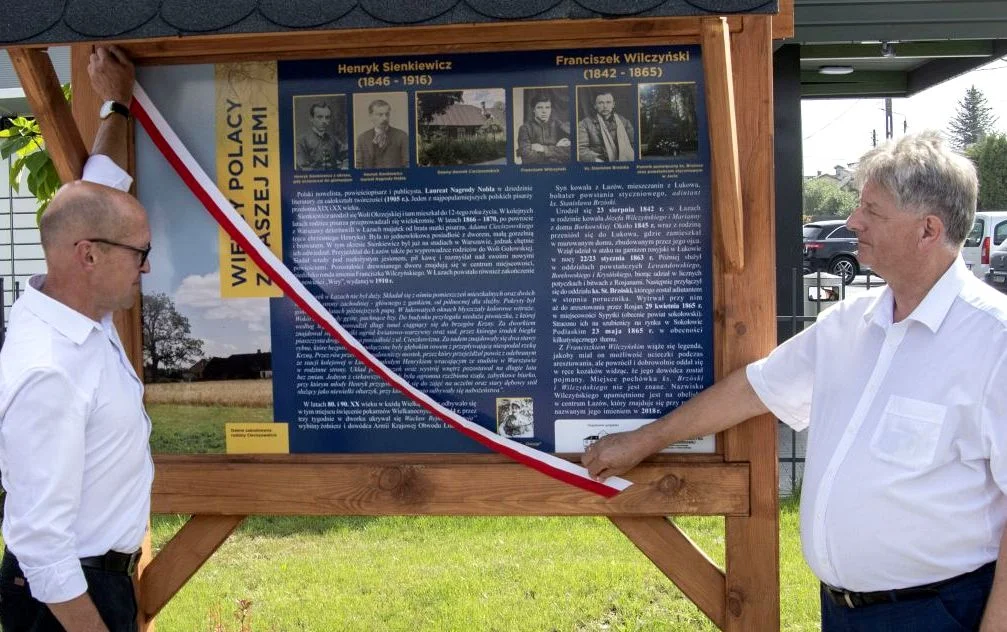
[139,515,245,619]
[720,15,780,632]
[702,17,745,273]
[7,49,87,183]
[611,516,726,627]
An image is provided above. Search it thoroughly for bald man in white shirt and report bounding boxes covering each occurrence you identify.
[0,46,151,632]
[584,131,1007,632]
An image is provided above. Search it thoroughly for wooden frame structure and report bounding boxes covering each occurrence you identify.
[6,4,791,629]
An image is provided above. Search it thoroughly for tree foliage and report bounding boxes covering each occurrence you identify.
[968,132,1007,210]
[142,293,204,379]
[639,83,699,155]
[0,118,61,221]
[0,84,71,223]
[948,85,998,152]
[802,177,858,219]
[417,91,463,125]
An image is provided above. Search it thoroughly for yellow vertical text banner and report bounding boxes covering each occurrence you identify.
[216,62,283,297]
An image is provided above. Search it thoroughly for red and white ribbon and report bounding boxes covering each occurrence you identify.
[130,83,631,497]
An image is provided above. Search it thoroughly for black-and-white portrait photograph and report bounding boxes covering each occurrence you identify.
[352,92,410,169]
[513,86,571,165]
[576,84,636,163]
[638,82,700,159]
[496,397,534,438]
[293,94,348,171]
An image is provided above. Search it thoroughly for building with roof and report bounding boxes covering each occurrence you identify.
[423,102,503,139]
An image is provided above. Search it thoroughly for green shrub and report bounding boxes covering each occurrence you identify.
[418,137,506,166]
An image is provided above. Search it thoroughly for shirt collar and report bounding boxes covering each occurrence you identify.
[862,256,969,332]
[22,274,106,345]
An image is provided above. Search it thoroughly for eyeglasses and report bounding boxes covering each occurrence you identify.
[76,238,152,267]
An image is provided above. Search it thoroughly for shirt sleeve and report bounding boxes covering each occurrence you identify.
[981,351,1007,493]
[81,154,133,192]
[746,317,821,432]
[1,368,91,603]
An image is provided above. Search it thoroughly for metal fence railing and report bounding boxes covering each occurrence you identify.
[0,151,43,348]
[776,267,886,497]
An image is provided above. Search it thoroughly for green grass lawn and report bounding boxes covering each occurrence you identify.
[150,506,819,631]
[137,405,819,630]
[147,404,272,453]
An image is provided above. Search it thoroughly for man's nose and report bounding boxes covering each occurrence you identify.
[846,208,863,232]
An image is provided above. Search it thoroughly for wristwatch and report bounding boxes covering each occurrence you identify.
[99,100,130,120]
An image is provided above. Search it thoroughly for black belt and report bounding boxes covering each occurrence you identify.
[79,550,141,575]
[823,561,996,609]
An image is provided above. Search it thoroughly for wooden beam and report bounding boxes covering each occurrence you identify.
[70,45,101,151]
[908,44,1007,95]
[150,456,749,517]
[702,17,744,273]
[65,17,747,65]
[800,70,908,99]
[7,48,87,183]
[612,517,726,628]
[802,40,994,61]
[134,528,154,632]
[721,15,780,632]
[139,515,245,619]
[773,0,795,40]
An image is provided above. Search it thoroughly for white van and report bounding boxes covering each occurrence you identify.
[963,211,1007,279]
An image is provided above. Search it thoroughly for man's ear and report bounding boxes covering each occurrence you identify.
[920,214,945,247]
[75,240,97,268]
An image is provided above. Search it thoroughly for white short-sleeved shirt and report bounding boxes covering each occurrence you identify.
[748,257,1007,591]
[0,156,150,603]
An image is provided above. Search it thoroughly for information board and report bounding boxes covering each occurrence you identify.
[265,46,714,453]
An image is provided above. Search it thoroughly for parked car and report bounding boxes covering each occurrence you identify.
[803,220,867,284]
[985,239,1007,292]
[963,211,1007,279]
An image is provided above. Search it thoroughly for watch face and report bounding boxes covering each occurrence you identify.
[100,101,127,119]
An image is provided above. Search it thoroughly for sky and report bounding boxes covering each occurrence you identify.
[802,57,1007,176]
[136,64,272,360]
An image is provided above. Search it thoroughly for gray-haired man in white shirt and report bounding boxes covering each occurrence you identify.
[584,131,1007,631]
[0,46,150,632]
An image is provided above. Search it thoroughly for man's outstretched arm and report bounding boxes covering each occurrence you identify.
[582,367,769,480]
[87,46,134,171]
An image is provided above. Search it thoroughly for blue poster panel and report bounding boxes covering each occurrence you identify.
[271,46,714,453]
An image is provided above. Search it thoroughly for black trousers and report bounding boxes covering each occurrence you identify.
[821,562,996,631]
[0,548,138,632]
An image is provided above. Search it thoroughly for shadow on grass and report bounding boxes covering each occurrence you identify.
[152,514,378,539]
[238,515,378,536]
[780,493,801,512]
